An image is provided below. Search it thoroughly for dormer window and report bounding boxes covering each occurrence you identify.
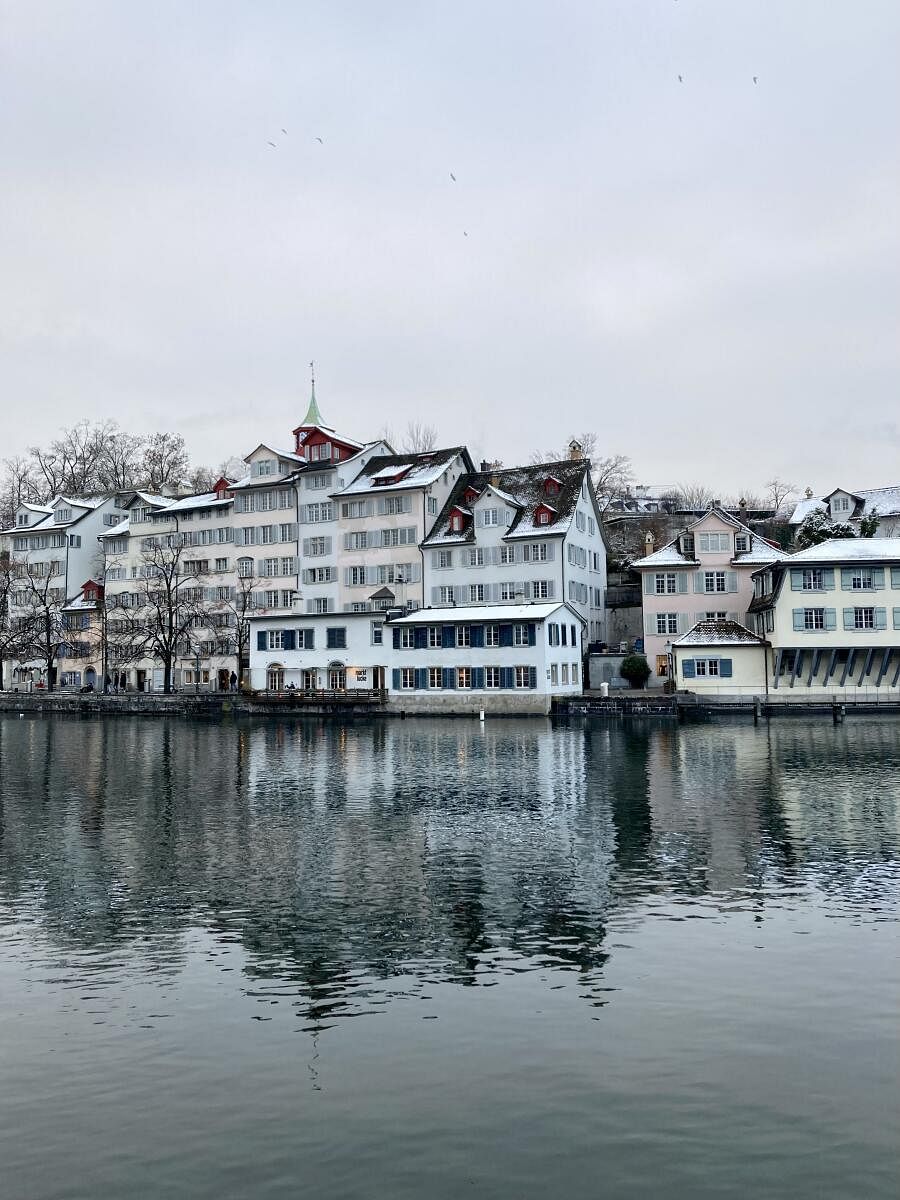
[831,495,850,513]
[735,533,749,554]
[464,486,480,505]
[254,459,276,477]
[537,510,550,525]
[450,513,464,532]
[17,513,28,526]
[55,508,71,523]
[543,476,562,496]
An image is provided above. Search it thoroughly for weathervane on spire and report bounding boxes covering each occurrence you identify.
[301,360,325,428]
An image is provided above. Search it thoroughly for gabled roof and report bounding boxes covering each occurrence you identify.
[775,537,900,564]
[242,443,307,466]
[789,485,900,525]
[631,544,697,568]
[631,506,788,568]
[422,459,590,546]
[335,447,472,497]
[674,619,766,646]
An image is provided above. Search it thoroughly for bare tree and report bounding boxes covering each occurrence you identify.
[722,489,765,511]
[592,455,635,513]
[140,432,190,494]
[673,483,715,510]
[0,552,28,690]
[112,535,208,693]
[94,423,144,491]
[11,559,67,691]
[0,455,42,529]
[400,422,438,454]
[211,571,264,689]
[766,478,797,518]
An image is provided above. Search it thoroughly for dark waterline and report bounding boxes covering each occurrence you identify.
[0,714,897,1199]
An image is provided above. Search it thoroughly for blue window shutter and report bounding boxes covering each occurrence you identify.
[873,568,885,589]
[443,667,456,689]
[528,666,537,689]
[527,623,536,646]
[441,625,455,648]
[892,568,900,588]
[875,607,887,630]
[472,666,484,689]
[726,571,738,593]
[499,624,513,647]
[693,572,704,593]
[841,569,854,589]
[415,668,427,689]
[682,659,696,679]
[792,609,805,631]
[824,608,837,630]
[414,627,427,649]
[790,569,802,591]
[893,608,900,630]
[823,569,835,590]
[391,668,400,691]
[283,630,296,650]
[257,630,266,651]
[719,658,733,678]
[843,608,854,630]
[392,627,401,649]
[471,624,485,648]
[643,573,653,594]
[500,667,513,689]
[677,573,688,594]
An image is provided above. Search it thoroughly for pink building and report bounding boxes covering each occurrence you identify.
[632,508,788,682]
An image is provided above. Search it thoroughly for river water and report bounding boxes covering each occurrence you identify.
[0,713,897,1199]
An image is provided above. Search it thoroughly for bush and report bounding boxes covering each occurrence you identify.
[620,654,651,689]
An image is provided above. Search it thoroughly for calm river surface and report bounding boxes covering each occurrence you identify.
[0,713,897,1199]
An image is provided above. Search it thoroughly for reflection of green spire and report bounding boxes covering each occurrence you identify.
[302,360,324,427]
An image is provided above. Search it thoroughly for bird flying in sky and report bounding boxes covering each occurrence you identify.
[450,172,456,181]
[315,137,324,144]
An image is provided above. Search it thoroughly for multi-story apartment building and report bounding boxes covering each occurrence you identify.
[332,447,474,614]
[421,458,608,643]
[57,579,105,689]
[3,494,128,686]
[633,507,789,683]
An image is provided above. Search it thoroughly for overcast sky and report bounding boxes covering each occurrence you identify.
[2,1,898,495]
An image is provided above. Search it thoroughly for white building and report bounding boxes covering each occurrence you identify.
[790,486,900,539]
[421,458,608,643]
[671,620,769,697]
[248,601,586,713]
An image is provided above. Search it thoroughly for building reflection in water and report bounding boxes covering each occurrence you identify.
[0,713,898,1031]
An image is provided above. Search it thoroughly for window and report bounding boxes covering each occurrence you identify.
[851,568,875,590]
[655,573,677,595]
[428,626,441,648]
[400,668,416,690]
[437,550,453,568]
[326,627,347,648]
[698,533,730,552]
[513,623,529,646]
[341,500,370,519]
[380,495,411,515]
[854,607,875,629]
[428,666,443,688]
[307,537,327,556]
[704,571,727,593]
[576,511,586,532]
[457,625,471,647]
[483,508,500,526]
[468,548,484,567]
[438,586,454,604]
[500,582,517,601]
[572,663,579,683]
[267,630,284,650]
[348,566,367,587]
[313,597,330,614]
[694,659,720,677]
[656,613,679,635]
[400,628,415,648]
[531,580,551,599]
[370,621,384,645]
[831,496,850,513]
[347,532,368,550]
[500,545,516,565]
[734,534,749,553]
[803,569,825,590]
[514,666,530,688]
[255,459,276,477]
[215,557,229,572]
[550,663,558,685]
[537,511,550,525]
[468,584,485,603]
[548,623,559,646]
[457,667,472,689]
[704,610,727,620]
[485,667,501,689]
[561,664,569,684]
[305,502,334,523]
[309,473,333,490]
[450,514,464,532]
[528,543,548,562]
[427,496,438,515]
[804,608,825,630]
[485,626,500,647]
[55,508,71,523]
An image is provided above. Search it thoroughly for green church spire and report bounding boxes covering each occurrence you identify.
[301,360,325,427]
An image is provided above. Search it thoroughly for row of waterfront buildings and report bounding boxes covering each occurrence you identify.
[3,390,900,710]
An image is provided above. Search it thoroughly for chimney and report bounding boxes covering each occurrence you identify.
[805,486,813,498]
[739,498,747,511]
[480,460,491,472]
[644,531,655,552]
[568,439,584,461]
[491,473,500,488]
[712,498,721,508]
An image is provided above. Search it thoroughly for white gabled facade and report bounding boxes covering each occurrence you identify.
[421,458,608,643]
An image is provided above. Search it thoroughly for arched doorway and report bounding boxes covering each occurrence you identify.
[267,664,285,691]
[328,662,346,691]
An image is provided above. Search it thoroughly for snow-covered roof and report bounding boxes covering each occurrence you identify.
[98,518,130,538]
[631,544,696,568]
[781,538,900,563]
[336,447,469,497]
[789,485,900,525]
[674,620,766,647]
[733,541,790,563]
[242,443,307,466]
[159,491,232,513]
[390,601,579,625]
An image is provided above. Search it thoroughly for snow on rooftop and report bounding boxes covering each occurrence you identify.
[632,545,696,568]
[391,602,575,625]
[674,619,765,646]
[785,538,900,563]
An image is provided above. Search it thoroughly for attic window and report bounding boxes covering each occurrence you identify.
[543,476,561,495]
[537,509,550,526]
[463,486,480,504]
[450,513,464,532]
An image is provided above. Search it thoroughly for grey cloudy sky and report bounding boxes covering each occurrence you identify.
[2,0,898,494]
